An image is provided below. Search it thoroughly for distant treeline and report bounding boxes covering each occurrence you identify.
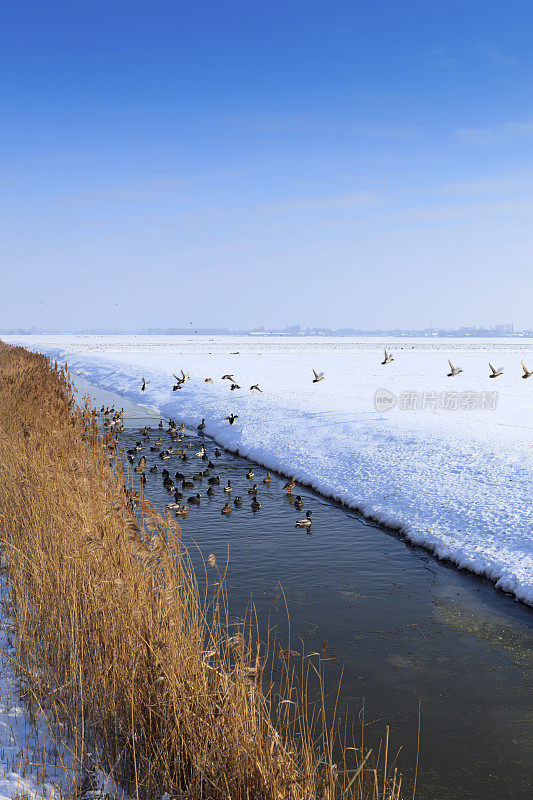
[1,327,531,337]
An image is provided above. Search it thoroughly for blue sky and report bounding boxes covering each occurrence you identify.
[1,0,532,330]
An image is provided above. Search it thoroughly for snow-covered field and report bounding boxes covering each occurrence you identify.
[5,334,533,605]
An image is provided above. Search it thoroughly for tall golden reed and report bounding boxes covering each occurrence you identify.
[0,342,404,799]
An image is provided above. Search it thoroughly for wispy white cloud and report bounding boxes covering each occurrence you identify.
[349,122,416,139]
[439,168,533,198]
[479,43,517,67]
[454,122,533,144]
[428,47,457,68]
[217,112,416,139]
[256,190,381,215]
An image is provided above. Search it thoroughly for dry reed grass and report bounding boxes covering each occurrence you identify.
[0,341,405,799]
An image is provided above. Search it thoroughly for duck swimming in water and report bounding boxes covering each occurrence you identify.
[293,495,303,509]
[250,496,261,511]
[221,502,232,515]
[263,472,272,484]
[134,456,146,474]
[295,510,314,528]
[197,419,206,431]
[283,477,295,495]
[187,494,201,505]
[248,483,259,495]
[224,480,232,492]
[234,496,242,507]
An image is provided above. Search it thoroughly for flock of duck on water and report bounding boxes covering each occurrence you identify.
[98,348,532,526]
[101,408,313,528]
[96,350,533,528]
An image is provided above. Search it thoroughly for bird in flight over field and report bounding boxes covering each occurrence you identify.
[488,363,503,378]
[447,360,463,377]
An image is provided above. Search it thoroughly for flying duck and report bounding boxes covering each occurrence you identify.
[521,360,532,379]
[312,369,325,383]
[381,350,394,365]
[489,363,504,378]
[141,377,150,392]
[447,360,463,377]
[250,384,263,392]
[225,414,238,425]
